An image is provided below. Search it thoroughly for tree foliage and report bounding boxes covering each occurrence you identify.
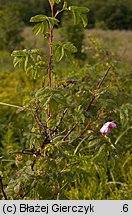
[0,6,23,51]
[60,13,86,60]
[0,0,132,30]
[60,0,132,29]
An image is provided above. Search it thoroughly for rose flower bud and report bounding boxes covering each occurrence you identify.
[100,121,117,135]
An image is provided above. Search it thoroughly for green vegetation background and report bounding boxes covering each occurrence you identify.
[0,0,132,199]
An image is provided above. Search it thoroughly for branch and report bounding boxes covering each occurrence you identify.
[29,107,48,137]
[54,9,64,18]
[63,124,77,141]
[85,66,111,112]
[52,108,68,134]
[0,175,7,200]
[69,120,91,144]
[47,4,54,117]
[96,66,111,89]
[29,107,51,149]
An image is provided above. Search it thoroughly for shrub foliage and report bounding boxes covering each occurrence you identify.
[0,0,131,200]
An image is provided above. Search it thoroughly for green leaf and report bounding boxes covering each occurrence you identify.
[69,6,89,13]
[24,54,29,70]
[11,49,45,78]
[11,50,27,57]
[33,21,48,35]
[65,50,72,61]
[68,6,89,27]
[32,23,43,35]
[72,11,78,25]
[55,0,61,4]
[31,16,59,35]
[30,14,47,23]
[35,87,51,98]
[54,42,77,62]
[12,50,28,69]
[49,0,61,6]
[47,17,59,27]
[64,42,77,61]
[55,46,64,62]
[13,56,22,67]
[63,42,77,53]
[63,2,68,10]
[80,14,88,27]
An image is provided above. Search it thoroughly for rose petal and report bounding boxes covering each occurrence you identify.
[100,121,117,135]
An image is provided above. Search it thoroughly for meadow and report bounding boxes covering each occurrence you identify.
[0,26,131,199]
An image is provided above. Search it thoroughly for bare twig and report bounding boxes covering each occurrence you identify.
[69,120,91,144]
[63,124,77,141]
[52,108,68,134]
[35,108,47,135]
[31,158,36,171]
[54,9,64,18]
[29,107,48,137]
[96,66,111,89]
[0,175,7,200]
[86,66,111,112]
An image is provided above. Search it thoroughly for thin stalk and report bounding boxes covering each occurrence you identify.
[85,66,111,112]
[0,102,21,109]
[69,120,91,144]
[47,4,54,117]
[63,124,77,141]
[0,176,7,200]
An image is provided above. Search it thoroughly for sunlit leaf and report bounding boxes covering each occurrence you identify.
[68,6,89,27]
[47,17,59,27]
[30,14,47,22]
[63,42,77,53]
[55,46,64,62]
[80,14,88,27]
[49,0,61,6]
[63,1,68,10]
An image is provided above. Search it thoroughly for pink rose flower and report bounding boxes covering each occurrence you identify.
[100,121,117,135]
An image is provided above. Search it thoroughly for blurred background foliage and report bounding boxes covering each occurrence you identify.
[0,0,132,50]
[0,0,132,199]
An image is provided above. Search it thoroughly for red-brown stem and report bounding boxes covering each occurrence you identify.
[85,66,111,112]
[69,120,91,144]
[63,124,77,141]
[48,4,54,117]
[0,175,7,200]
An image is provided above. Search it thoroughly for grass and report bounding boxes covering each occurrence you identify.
[22,27,132,67]
[85,29,132,66]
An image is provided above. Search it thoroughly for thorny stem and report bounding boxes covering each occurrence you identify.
[85,66,111,112]
[48,4,54,117]
[0,175,7,200]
